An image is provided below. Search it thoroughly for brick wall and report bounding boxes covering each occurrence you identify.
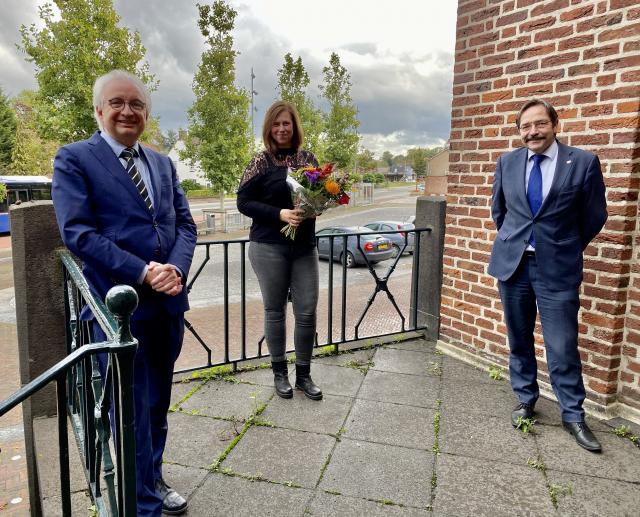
[443,0,640,418]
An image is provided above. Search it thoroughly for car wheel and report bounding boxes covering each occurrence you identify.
[341,252,356,268]
[391,244,401,258]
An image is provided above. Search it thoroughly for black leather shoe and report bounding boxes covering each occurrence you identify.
[272,360,293,399]
[563,421,602,452]
[156,478,188,515]
[511,402,535,427]
[295,364,323,400]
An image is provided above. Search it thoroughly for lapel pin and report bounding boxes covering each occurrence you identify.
[566,160,572,164]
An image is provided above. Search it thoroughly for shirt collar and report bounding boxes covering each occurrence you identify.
[527,139,558,162]
[100,130,140,157]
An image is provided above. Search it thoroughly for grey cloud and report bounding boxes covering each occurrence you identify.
[339,42,378,56]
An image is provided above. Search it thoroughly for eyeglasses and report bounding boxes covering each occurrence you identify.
[519,120,551,132]
[106,98,146,112]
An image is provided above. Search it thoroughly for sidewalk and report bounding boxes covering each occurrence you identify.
[35,338,639,515]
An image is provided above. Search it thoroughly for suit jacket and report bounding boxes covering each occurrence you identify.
[488,141,607,291]
[52,131,197,320]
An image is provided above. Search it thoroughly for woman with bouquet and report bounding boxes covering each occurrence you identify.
[236,100,323,401]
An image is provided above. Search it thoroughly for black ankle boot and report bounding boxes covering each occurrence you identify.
[272,361,293,399]
[295,364,323,400]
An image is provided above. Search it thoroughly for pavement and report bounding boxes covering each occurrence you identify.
[25,338,640,516]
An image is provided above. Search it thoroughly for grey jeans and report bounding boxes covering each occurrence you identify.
[248,241,319,365]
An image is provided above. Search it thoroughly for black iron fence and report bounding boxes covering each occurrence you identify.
[178,227,431,374]
[0,251,139,516]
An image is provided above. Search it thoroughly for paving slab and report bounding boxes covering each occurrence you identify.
[532,396,611,432]
[170,378,205,407]
[371,347,440,376]
[187,472,312,517]
[179,379,272,420]
[233,366,283,387]
[439,376,514,417]
[305,362,366,397]
[164,412,239,468]
[41,491,94,517]
[385,340,438,353]
[221,426,335,488]
[319,437,433,508]
[433,453,556,516]
[547,469,640,517]
[344,398,435,450]
[440,355,499,385]
[306,491,432,516]
[439,409,537,466]
[161,463,210,502]
[358,369,441,408]
[314,348,376,367]
[535,423,640,483]
[260,393,353,435]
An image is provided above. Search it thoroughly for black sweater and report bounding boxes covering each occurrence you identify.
[236,149,319,246]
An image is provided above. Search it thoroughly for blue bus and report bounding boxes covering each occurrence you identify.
[0,176,53,233]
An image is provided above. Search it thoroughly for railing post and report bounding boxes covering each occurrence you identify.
[105,286,139,516]
[412,197,447,341]
[10,201,66,516]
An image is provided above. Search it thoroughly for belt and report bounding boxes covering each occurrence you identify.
[524,250,536,257]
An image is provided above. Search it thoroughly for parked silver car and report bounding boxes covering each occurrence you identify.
[316,226,395,268]
[363,221,415,257]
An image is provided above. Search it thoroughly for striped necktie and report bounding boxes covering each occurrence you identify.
[120,147,153,211]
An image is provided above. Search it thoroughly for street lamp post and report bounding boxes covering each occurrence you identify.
[250,68,258,148]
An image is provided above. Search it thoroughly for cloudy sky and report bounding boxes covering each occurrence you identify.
[0,0,457,157]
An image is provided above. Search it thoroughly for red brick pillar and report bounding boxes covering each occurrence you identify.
[442,0,640,420]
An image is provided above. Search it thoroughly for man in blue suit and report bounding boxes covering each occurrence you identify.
[488,99,607,452]
[52,70,196,515]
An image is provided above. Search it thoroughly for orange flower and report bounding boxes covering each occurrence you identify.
[325,180,340,195]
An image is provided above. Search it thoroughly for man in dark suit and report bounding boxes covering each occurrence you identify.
[52,70,197,515]
[488,99,607,452]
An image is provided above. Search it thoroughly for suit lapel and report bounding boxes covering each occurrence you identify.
[139,145,162,212]
[88,132,153,215]
[538,142,574,214]
[509,147,530,213]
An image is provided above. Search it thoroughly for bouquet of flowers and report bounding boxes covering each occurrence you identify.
[281,163,351,240]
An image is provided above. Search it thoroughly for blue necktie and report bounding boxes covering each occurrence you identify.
[527,154,545,247]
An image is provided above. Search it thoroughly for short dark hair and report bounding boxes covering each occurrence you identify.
[262,101,304,153]
[516,98,558,128]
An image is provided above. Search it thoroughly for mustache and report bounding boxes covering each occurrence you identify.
[524,136,547,142]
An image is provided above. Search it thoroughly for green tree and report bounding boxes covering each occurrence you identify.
[164,129,179,152]
[0,88,17,171]
[381,151,393,169]
[356,148,377,173]
[276,53,325,159]
[0,183,6,202]
[18,0,155,144]
[10,91,59,175]
[319,53,359,170]
[407,147,428,177]
[182,1,252,208]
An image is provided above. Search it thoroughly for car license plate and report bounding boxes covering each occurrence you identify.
[379,243,388,250]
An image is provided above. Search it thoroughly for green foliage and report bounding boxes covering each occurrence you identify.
[362,172,385,184]
[180,179,204,192]
[548,482,572,508]
[407,147,428,177]
[182,1,252,203]
[139,116,166,151]
[526,457,546,472]
[489,365,504,381]
[0,183,6,203]
[18,0,155,144]
[612,424,639,447]
[515,416,536,434]
[0,88,17,169]
[320,53,359,170]
[276,53,325,160]
[356,148,377,173]
[10,91,59,175]
[381,151,393,168]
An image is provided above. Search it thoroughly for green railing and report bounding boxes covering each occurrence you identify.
[0,251,139,516]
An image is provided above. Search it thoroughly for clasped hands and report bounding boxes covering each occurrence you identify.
[144,261,182,296]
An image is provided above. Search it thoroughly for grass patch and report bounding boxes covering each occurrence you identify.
[345,358,375,373]
[432,399,442,454]
[428,361,442,376]
[488,365,504,381]
[548,482,572,508]
[526,457,546,472]
[514,416,536,434]
[612,424,639,448]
